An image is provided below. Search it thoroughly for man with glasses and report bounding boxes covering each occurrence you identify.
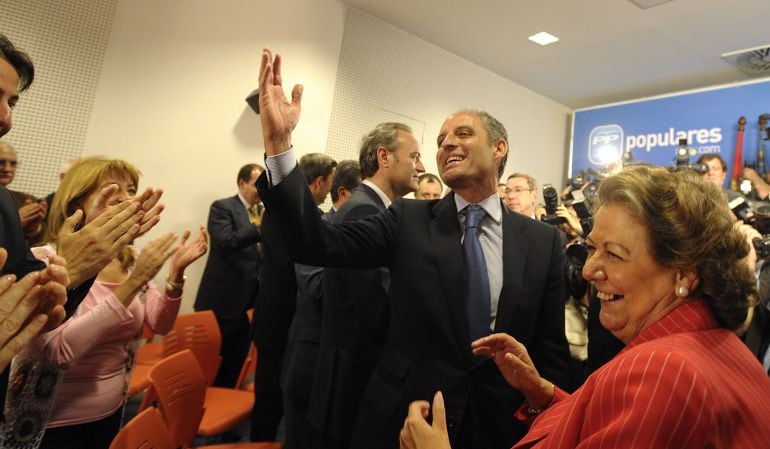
[505,172,538,218]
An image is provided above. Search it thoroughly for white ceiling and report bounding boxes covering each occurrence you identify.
[338,0,770,109]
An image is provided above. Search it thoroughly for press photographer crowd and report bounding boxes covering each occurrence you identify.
[521,117,770,391]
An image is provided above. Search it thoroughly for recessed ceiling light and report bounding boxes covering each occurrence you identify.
[628,0,675,9]
[528,32,559,46]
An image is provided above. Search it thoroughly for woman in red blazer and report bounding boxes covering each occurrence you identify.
[402,165,770,449]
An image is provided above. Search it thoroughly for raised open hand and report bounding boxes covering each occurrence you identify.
[259,48,303,155]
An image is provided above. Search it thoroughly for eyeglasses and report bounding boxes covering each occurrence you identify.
[0,159,18,168]
[506,188,533,195]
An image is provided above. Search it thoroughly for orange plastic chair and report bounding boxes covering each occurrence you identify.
[147,350,281,449]
[109,407,175,449]
[235,344,256,391]
[127,325,162,397]
[141,311,254,436]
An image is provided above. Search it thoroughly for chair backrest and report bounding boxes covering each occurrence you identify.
[109,407,175,449]
[147,349,207,448]
[235,343,257,390]
[162,310,222,383]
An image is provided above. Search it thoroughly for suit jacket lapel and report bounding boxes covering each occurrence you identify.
[430,193,469,358]
[359,184,387,210]
[232,195,250,226]
[494,206,529,333]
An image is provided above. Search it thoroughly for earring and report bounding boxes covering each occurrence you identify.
[676,286,689,298]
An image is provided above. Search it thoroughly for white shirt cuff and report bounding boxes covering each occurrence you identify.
[265,148,298,186]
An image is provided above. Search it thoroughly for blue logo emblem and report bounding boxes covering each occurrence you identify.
[588,125,624,165]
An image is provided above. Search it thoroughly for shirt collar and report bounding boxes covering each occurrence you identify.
[237,192,252,210]
[454,191,503,225]
[362,179,392,208]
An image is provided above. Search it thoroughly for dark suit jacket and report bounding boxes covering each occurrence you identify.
[0,186,43,278]
[251,208,297,353]
[0,186,46,418]
[281,209,334,404]
[259,167,570,449]
[307,184,391,439]
[195,195,261,318]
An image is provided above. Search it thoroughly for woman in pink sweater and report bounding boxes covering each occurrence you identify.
[35,157,208,449]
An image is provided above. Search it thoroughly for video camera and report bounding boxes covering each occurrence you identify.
[670,138,708,175]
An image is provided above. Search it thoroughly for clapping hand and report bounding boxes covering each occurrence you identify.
[169,225,208,275]
[400,392,452,449]
[0,248,67,371]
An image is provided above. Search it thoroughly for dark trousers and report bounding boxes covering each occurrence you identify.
[283,396,323,449]
[214,312,251,388]
[250,350,283,441]
[39,408,122,449]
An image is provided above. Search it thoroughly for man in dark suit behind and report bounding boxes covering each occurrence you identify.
[250,153,337,442]
[306,123,424,449]
[255,49,570,449]
[281,159,361,449]
[195,163,264,388]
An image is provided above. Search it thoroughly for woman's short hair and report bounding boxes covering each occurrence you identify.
[594,165,756,330]
[45,157,141,245]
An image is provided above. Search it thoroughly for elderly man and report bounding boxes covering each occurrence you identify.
[0,140,47,243]
[255,49,568,449]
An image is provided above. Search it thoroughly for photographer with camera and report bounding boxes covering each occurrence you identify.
[538,182,597,389]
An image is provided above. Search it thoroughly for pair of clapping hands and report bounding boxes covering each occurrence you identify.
[399,334,554,449]
[0,184,164,372]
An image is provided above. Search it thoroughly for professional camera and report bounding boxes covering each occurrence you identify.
[567,189,593,238]
[540,184,566,226]
[564,240,590,299]
[670,138,708,175]
[730,196,770,235]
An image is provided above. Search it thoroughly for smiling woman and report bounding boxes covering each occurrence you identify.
[402,165,770,449]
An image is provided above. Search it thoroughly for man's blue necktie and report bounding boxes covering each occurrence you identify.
[463,205,491,343]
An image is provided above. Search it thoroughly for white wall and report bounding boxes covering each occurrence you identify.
[83,0,347,310]
[327,10,571,198]
[84,0,571,311]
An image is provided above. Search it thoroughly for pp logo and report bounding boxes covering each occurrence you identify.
[588,125,624,165]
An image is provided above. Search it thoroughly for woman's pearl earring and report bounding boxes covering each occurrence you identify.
[676,286,689,298]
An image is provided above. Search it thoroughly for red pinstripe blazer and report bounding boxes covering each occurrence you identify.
[514,300,770,449]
